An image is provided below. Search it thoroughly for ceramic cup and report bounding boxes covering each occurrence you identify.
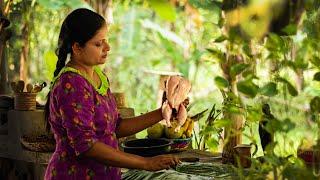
[234,143,258,168]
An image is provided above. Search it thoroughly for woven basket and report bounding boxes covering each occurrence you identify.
[14,93,37,110]
[20,135,56,152]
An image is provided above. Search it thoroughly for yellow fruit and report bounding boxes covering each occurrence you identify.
[147,123,164,138]
[181,117,191,132]
[186,120,194,138]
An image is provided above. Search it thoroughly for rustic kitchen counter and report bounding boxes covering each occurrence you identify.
[120,149,241,180]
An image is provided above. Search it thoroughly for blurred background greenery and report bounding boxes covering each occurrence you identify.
[3,0,320,177]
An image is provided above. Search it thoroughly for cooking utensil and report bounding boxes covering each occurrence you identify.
[121,138,173,157]
[26,83,33,93]
[10,81,17,93]
[32,82,47,93]
[179,157,199,162]
[32,85,42,93]
[16,80,25,93]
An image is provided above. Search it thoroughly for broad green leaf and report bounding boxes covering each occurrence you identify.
[230,63,249,77]
[214,76,229,89]
[313,72,320,81]
[246,108,262,123]
[286,82,298,96]
[237,80,259,98]
[214,118,232,128]
[149,0,176,22]
[259,82,278,97]
[310,96,320,113]
[206,138,219,150]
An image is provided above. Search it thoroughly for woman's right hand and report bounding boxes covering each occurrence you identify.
[142,155,180,171]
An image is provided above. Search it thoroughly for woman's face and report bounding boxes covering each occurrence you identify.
[75,25,110,66]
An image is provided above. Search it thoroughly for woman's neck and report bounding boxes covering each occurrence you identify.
[67,60,94,78]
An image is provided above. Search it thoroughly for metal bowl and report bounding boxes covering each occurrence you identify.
[121,138,173,157]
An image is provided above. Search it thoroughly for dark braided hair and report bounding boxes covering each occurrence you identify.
[45,8,106,132]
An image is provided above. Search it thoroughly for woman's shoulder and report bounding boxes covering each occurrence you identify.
[52,71,92,92]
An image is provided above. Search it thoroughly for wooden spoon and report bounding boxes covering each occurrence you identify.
[26,83,33,93]
[16,80,25,93]
[32,82,47,93]
[10,81,17,93]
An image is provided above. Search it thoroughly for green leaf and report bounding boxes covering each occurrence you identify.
[230,63,249,77]
[281,24,298,35]
[266,33,285,52]
[237,80,259,98]
[259,82,278,97]
[214,35,227,42]
[214,119,232,128]
[310,56,320,67]
[206,138,219,150]
[206,48,225,62]
[313,72,320,81]
[286,82,298,96]
[310,96,320,113]
[276,77,298,96]
[242,44,253,58]
[149,0,176,22]
[214,76,229,89]
[188,0,222,10]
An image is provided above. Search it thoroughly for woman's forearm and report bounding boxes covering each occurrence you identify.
[115,108,163,138]
[84,141,146,169]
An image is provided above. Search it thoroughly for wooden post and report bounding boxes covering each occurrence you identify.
[0,8,10,95]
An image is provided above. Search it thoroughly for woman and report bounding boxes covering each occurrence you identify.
[44,8,180,180]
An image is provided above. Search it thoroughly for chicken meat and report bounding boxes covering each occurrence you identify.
[161,76,191,131]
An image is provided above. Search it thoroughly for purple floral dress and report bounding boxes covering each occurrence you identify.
[44,67,121,180]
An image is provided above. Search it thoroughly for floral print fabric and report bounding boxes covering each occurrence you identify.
[44,71,121,180]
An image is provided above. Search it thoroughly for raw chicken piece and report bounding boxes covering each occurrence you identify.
[172,78,191,109]
[161,100,172,127]
[166,76,181,107]
[175,104,187,132]
[162,75,191,131]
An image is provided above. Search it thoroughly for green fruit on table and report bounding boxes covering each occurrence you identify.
[164,121,184,139]
[147,123,164,138]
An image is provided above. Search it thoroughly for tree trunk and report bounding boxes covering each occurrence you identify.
[85,0,113,23]
[221,80,244,164]
[19,23,29,82]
